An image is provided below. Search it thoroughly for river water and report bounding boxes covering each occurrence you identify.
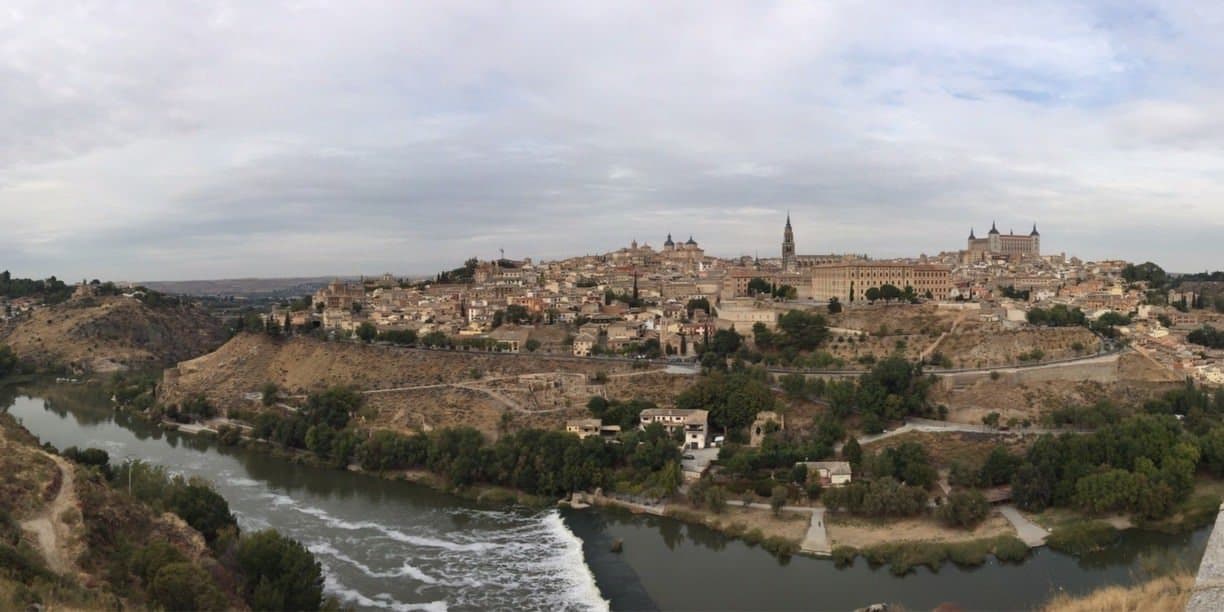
[2,386,1213,611]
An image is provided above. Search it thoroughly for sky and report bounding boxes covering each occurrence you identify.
[2,1,1223,281]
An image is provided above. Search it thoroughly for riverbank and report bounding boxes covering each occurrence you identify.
[10,389,1220,611]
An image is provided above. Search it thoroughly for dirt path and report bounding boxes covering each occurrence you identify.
[20,454,79,576]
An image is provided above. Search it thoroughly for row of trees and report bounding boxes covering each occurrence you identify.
[674,368,777,433]
[354,424,682,497]
[817,356,936,433]
[1011,415,1199,520]
[245,387,683,498]
[752,310,831,353]
[1027,304,1088,327]
[0,270,71,303]
[863,284,919,303]
[746,277,798,300]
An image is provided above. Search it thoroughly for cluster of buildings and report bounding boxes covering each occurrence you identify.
[278,215,1222,386]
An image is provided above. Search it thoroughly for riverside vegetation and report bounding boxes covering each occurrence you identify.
[0,409,329,611]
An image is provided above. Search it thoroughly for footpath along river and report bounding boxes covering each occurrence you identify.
[2,386,1212,611]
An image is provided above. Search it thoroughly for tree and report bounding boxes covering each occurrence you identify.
[864,287,881,302]
[504,304,531,325]
[525,339,541,352]
[261,382,279,407]
[686,297,711,318]
[979,446,1021,486]
[982,412,1001,428]
[709,329,742,356]
[937,490,990,528]
[747,277,772,296]
[150,562,228,612]
[842,437,863,466]
[879,284,902,302]
[770,485,788,516]
[0,345,22,377]
[167,482,237,544]
[775,310,829,351]
[236,530,324,612]
[356,322,377,343]
[827,297,843,314]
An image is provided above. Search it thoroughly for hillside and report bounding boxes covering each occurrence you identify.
[160,334,696,436]
[0,411,245,610]
[0,296,226,374]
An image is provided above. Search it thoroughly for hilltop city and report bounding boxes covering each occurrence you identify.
[218,216,1224,387]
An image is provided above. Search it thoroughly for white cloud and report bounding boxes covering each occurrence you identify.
[0,1,1222,279]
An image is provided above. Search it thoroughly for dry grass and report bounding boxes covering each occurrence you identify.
[1042,571,1194,612]
[861,430,1032,468]
[827,511,1016,548]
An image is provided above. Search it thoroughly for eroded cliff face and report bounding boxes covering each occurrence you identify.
[1,296,226,373]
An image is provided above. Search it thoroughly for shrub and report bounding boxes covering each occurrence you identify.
[1047,521,1119,556]
[992,536,1030,563]
[831,546,858,568]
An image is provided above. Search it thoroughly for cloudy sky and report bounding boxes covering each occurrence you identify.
[2,1,1222,281]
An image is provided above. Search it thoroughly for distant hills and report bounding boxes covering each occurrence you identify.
[141,276,348,298]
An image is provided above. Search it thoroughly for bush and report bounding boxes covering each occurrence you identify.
[992,536,1030,563]
[831,545,858,568]
[1047,521,1119,556]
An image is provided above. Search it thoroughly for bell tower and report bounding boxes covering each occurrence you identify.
[782,213,796,270]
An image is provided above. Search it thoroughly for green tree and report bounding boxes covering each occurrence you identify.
[261,382,279,407]
[505,304,531,325]
[864,287,881,302]
[356,322,377,342]
[150,562,228,612]
[979,446,1021,487]
[937,490,990,528]
[0,344,18,378]
[775,310,829,351]
[167,482,237,544]
[879,284,902,301]
[827,297,843,314]
[747,277,772,296]
[770,485,789,516]
[842,437,863,466]
[525,338,541,352]
[236,530,324,612]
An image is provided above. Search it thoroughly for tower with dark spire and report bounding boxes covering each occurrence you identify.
[782,213,796,271]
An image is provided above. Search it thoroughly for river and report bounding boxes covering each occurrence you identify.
[2,386,1212,611]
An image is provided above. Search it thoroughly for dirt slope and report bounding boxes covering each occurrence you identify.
[160,333,694,436]
[0,296,225,373]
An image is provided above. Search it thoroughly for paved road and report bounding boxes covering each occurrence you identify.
[999,504,1048,547]
[801,508,831,555]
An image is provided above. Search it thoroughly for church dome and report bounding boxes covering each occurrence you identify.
[664,233,674,246]
[686,236,697,245]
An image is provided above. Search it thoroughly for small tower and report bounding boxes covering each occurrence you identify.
[988,221,1001,253]
[782,213,796,270]
[1029,223,1040,256]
